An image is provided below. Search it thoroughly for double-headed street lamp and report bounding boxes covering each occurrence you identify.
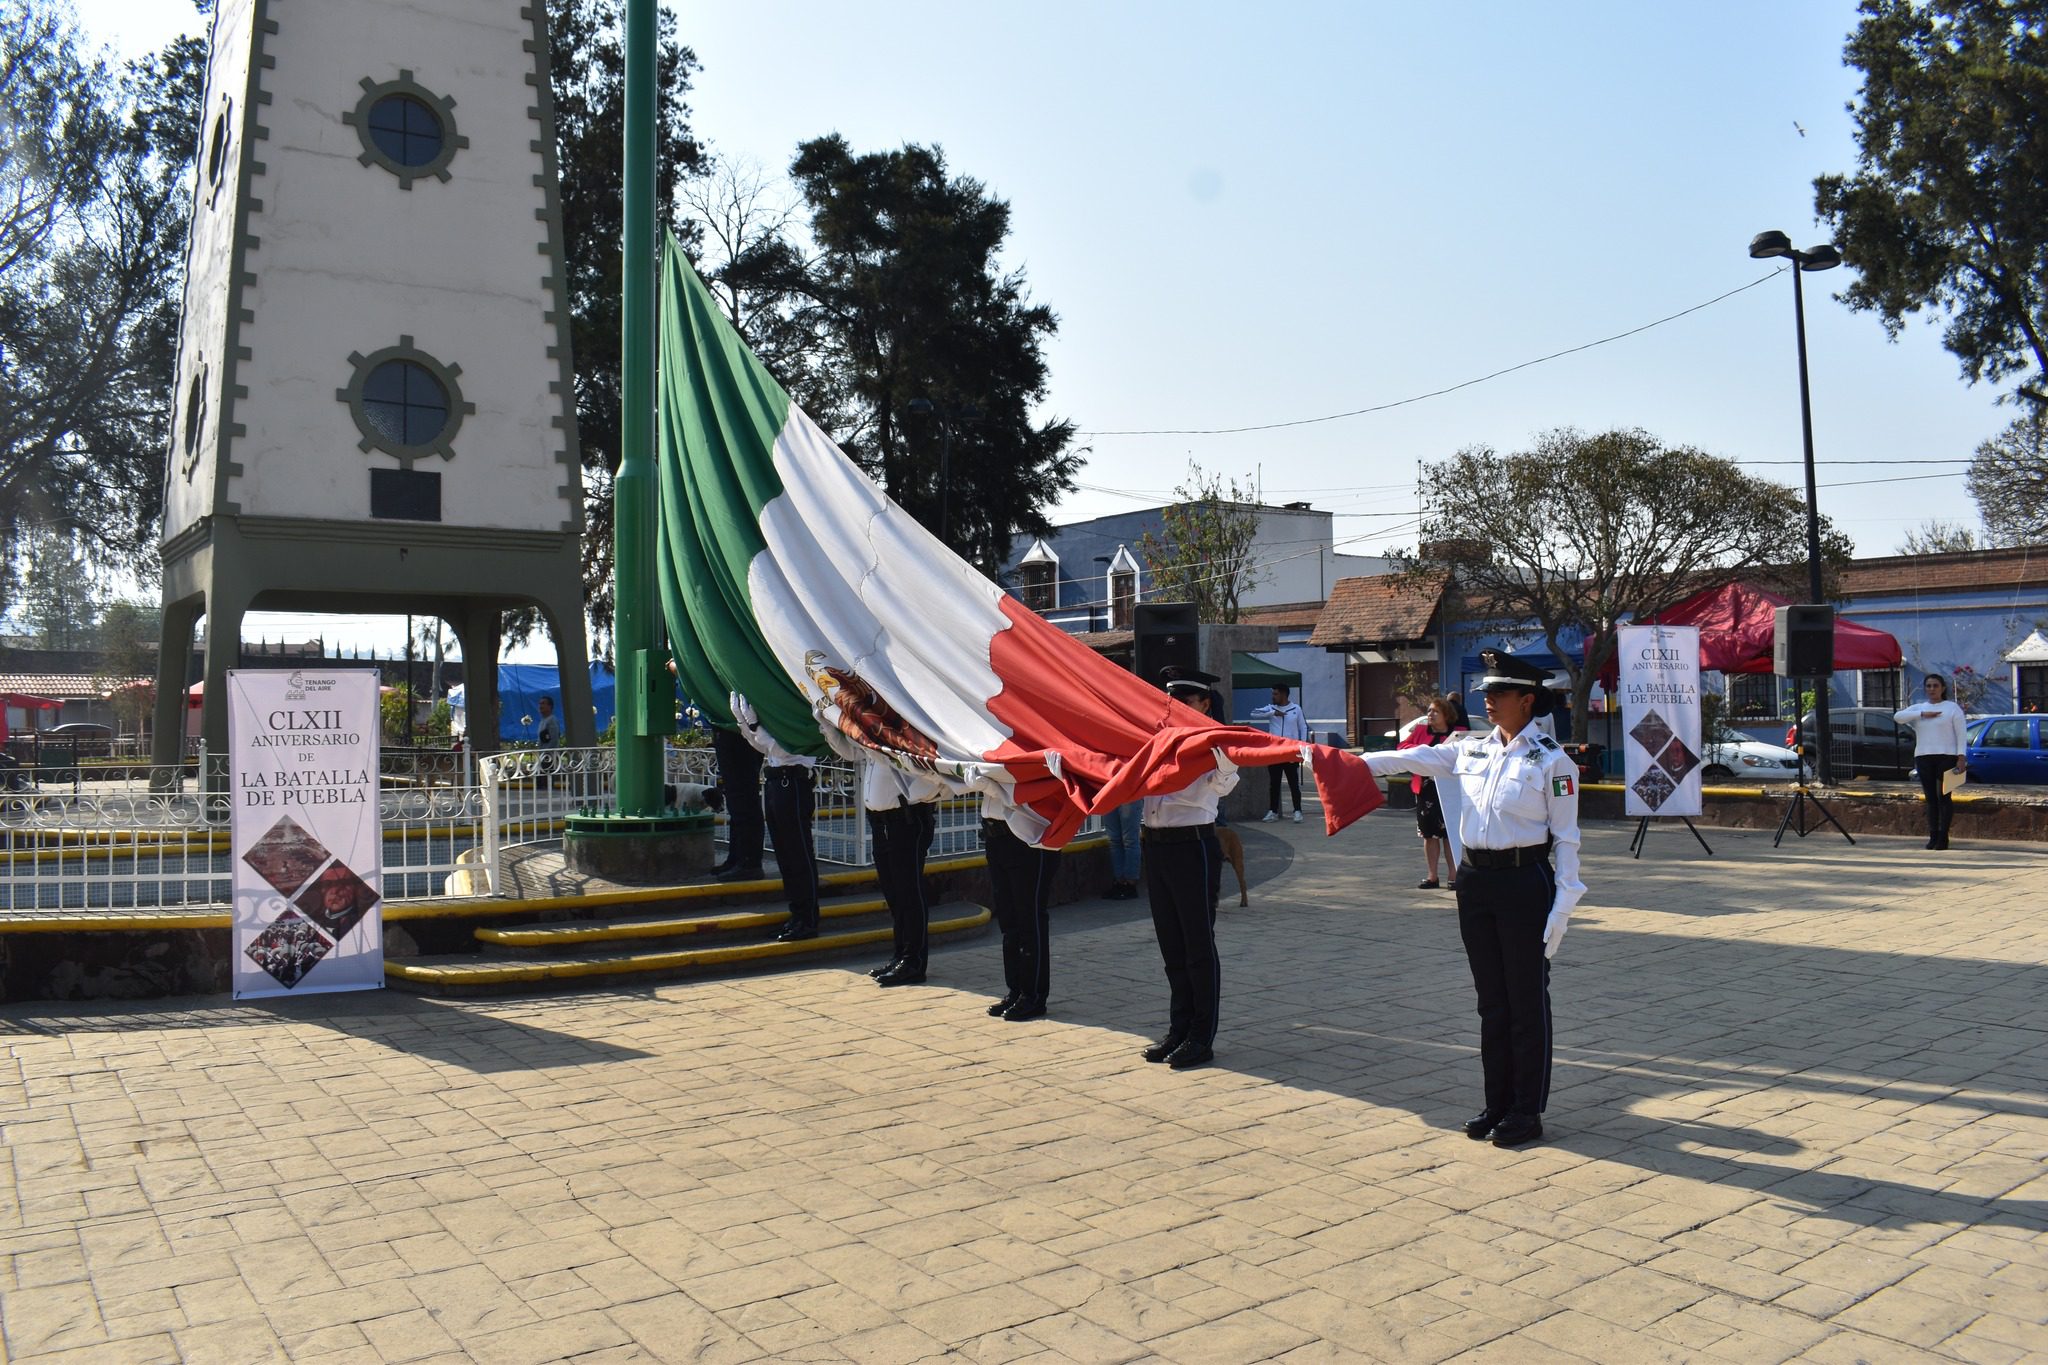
[1748,229,1842,785]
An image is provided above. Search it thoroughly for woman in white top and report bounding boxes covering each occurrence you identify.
[1895,674,1968,850]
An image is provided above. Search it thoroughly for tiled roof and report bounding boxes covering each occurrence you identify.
[1307,574,1449,647]
[1236,601,1329,630]
[0,673,144,700]
[1842,545,2048,597]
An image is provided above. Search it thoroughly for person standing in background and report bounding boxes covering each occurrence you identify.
[1399,697,1467,889]
[1251,685,1308,824]
[1102,799,1141,899]
[710,723,765,880]
[535,694,560,747]
[1896,674,1968,850]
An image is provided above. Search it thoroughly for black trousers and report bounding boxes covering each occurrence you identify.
[1916,755,1958,841]
[712,726,764,869]
[983,817,1055,1002]
[1455,860,1554,1118]
[870,802,937,969]
[763,766,819,930]
[1267,762,1302,813]
[1146,833,1218,1048]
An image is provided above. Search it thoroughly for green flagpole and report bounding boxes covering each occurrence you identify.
[565,0,705,881]
[613,0,662,816]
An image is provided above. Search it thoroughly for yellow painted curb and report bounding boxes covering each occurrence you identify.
[476,895,890,947]
[385,905,992,986]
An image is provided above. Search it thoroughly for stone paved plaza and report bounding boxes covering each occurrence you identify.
[4,812,2046,1363]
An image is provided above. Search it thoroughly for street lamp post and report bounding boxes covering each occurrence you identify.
[1748,230,1843,785]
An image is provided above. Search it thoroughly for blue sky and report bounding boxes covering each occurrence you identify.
[80,0,2007,654]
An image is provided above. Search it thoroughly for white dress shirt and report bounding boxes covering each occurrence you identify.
[862,755,946,810]
[1249,701,1309,744]
[1141,762,1238,828]
[731,692,816,769]
[1363,726,1585,919]
[1894,698,1967,758]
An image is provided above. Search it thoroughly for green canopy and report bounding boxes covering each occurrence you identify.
[1231,651,1302,689]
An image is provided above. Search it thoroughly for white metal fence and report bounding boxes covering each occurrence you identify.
[1,745,1066,913]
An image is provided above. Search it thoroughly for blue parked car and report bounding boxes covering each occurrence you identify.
[1964,715,2048,785]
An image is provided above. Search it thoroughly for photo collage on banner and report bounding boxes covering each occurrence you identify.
[229,670,384,999]
[1619,624,1704,820]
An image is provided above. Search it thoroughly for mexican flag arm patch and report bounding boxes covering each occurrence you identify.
[1552,775,1575,797]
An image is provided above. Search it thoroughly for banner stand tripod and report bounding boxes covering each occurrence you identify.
[1631,816,1712,859]
[1773,696,1853,847]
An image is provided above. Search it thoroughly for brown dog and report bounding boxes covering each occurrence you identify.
[1214,825,1248,906]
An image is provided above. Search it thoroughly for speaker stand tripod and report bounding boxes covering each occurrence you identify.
[1772,781,1853,847]
[1631,816,1713,859]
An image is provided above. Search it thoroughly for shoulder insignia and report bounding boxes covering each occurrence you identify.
[1534,733,1560,751]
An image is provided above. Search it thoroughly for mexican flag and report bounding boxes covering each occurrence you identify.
[655,237,1381,846]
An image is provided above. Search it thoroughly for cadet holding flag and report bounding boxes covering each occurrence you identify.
[1359,650,1584,1148]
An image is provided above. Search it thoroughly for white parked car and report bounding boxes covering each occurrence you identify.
[1701,725,1803,782]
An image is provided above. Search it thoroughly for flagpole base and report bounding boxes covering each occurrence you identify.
[563,811,717,884]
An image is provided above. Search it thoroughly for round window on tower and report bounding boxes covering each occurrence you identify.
[206,97,233,189]
[180,365,208,478]
[343,72,467,189]
[337,340,473,466]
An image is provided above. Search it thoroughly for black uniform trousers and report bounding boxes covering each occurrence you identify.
[1267,762,1302,814]
[763,766,820,931]
[712,725,765,869]
[1915,754,1958,843]
[1454,859,1554,1118]
[983,817,1056,1003]
[1145,828,1219,1048]
[870,801,937,969]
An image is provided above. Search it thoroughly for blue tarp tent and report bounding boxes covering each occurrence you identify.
[449,663,618,743]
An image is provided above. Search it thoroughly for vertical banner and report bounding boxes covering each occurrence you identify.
[1619,624,1703,819]
[229,669,384,999]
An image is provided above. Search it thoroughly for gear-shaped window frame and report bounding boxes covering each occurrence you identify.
[336,337,473,467]
[341,71,467,189]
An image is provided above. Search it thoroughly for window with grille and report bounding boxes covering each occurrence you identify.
[2021,664,2048,714]
[1727,672,1778,718]
[1110,571,1137,630]
[1018,562,1055,613]
[1859,669,1901,709]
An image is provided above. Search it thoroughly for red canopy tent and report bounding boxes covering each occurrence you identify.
[1,693,62,745]
[1597,580,1902,688]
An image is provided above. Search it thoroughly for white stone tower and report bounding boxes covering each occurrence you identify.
[152,0,593,762]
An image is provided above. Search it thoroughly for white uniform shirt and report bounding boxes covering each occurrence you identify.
[1363,726,1585,918]
[1894,699,1967,758]
[1250,701,1309,744]
[862,755,946,810]
[731,692,817,769]
[1141,767,1237,828]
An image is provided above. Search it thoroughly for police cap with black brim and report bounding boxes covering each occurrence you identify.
[1478,648,1556,717]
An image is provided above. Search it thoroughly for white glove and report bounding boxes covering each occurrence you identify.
[1542,907,1571,960]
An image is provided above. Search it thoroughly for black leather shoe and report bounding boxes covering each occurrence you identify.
[873,958,906,981]
[1142,1035,1185,1064]
[1489,1114,1543,1148]
[719,865,765,883]
[987,991,1019,1017]
[1002,997,1046,1022]
[774,922,817,943]
[877,965,926,987]
[1462,1110,1502,1141]
[1165,1040,1214,1070]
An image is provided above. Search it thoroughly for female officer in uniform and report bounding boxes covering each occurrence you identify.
[1360,650,1585,1147]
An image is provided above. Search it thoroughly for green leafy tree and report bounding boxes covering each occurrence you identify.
[94,599,158,735]
[1966,412,2048,544]
[18,528,102,650]
[773,136,1079,576]
[544,0,705,649]
[1814,1,2048,405]
[1402,428,1851,736]
[1137,465,1264,624]
[0,3,203,613]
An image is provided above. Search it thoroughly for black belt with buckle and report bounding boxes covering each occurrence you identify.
[1142,823,1213,845]
[1462,841,1551,869]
